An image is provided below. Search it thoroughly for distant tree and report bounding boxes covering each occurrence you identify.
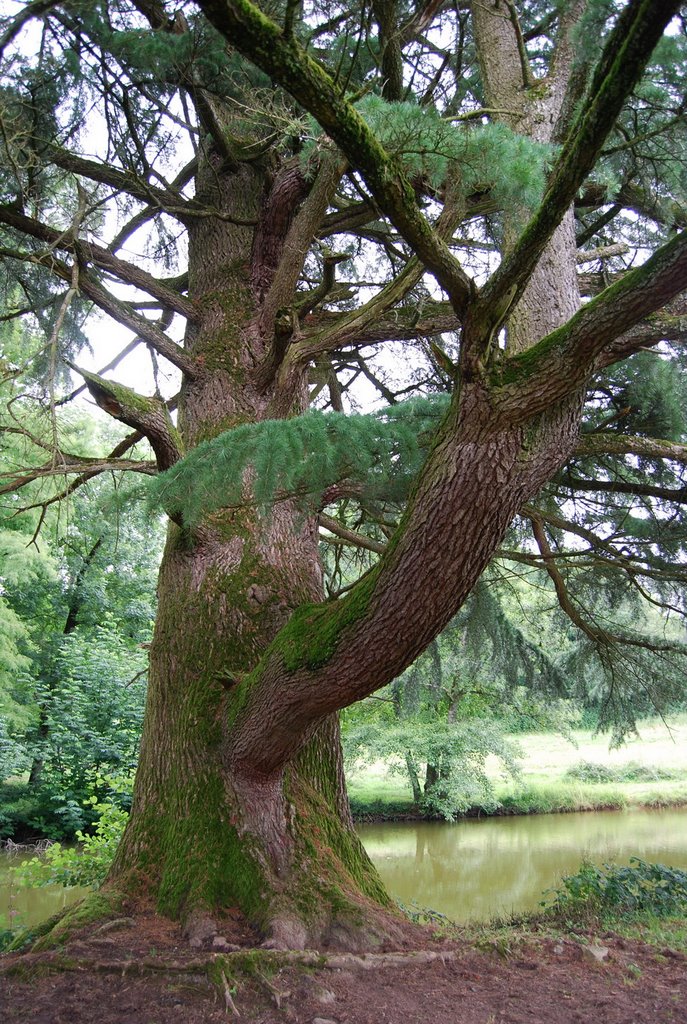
[0,0,686,948]
[343,578,577,816]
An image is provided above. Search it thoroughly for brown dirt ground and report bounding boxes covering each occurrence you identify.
[1,906,686,1024]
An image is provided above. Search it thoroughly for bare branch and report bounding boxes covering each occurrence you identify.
[318,514,387,554]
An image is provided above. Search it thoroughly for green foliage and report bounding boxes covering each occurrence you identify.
[542,858,687,924]
[149,394,449,525]
[347,718,520,819]
[330,98,555,209]
[23,624,147,810]
[564,759,678,783]
[602,351,687,441]
[14,776,131,889]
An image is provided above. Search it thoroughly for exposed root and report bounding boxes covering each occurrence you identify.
[1,947,460,979]
[220,969,240,1016]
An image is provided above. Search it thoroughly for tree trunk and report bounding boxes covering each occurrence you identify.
[107,151,398,950]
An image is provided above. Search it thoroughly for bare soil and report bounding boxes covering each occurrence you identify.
[1,906,685,1024]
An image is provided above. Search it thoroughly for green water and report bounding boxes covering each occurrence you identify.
[358,807,687,923]
[0,848,89,931]
[2,807,686,929]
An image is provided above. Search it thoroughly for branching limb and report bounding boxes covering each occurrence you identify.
[529,514,687,654]
[255,150,347,389]
[468,0,682,367]
[0,456,156,496]
[197,0,476,316]
[491,230,687,420]
[0,203,198,321]
[70,366,183,470]
[284,201,463,373]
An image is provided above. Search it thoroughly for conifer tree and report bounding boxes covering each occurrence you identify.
[1,0,687,948]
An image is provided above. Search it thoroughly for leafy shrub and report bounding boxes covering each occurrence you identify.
[0,782,88,840]
[13,775,131,889]
[542,858,687,924]
[563,760,677,784]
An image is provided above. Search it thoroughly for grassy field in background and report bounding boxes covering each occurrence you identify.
[346,714,687,817]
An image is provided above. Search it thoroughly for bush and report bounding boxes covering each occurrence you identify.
[13,776,132,890]
[563,760,677,784]
[0,782,88,841]
[542,858,687,924]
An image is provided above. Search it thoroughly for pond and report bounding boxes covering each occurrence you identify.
[0,846,90,932]
[358,806,687,923]
[2,807,686,929]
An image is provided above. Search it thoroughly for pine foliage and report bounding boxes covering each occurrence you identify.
[304,97,555,209]
[149,394,449,524]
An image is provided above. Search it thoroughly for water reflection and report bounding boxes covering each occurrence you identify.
[0,851,89,930]
[358,807,687,923]
[2,808,686,929]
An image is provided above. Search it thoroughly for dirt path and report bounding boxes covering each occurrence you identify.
[1,910,685,1023]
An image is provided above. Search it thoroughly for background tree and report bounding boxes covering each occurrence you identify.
[0,325,160,836]
[1,0,687,949]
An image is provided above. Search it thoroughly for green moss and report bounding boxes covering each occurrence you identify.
[29,890,126,951]
[80,369,162,416]
[270,566,380,673]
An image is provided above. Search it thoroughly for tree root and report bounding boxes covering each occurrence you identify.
[1,946,459,979]
[1,945,460,1017]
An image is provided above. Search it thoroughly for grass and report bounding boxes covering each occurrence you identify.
[346,714,687,818]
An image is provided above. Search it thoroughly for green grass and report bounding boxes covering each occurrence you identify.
[346,714,687,817]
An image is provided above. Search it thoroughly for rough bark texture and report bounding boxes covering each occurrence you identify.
[107,144,396,949]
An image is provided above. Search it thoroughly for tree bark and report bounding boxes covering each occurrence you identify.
[106,145,397,950]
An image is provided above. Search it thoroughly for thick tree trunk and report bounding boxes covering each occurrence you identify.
[108,513,395,948]
[106,149,399,950]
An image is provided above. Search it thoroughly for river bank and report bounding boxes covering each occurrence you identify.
[347,716,687,821]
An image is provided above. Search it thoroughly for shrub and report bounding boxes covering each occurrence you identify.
[542,858,687,924]
[12,775,132,889]
[563,760,677,784]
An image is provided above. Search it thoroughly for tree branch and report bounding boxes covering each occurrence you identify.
[0,455,156,496]
[197,0,476,316]
[319,514,388,554]
[575,431,687,466]
[0,204,198,321]
[70,366,183,470]
[491,229,687,420]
